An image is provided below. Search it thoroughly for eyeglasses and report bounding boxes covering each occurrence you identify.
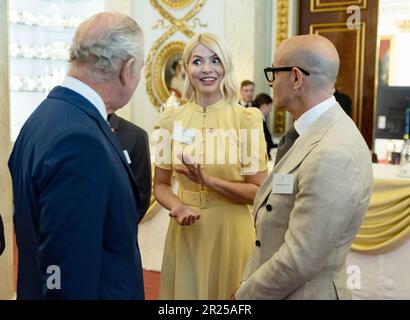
[264,66,310,82]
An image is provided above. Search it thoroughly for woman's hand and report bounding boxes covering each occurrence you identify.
[169,204,201,226]
[174,153,212,187]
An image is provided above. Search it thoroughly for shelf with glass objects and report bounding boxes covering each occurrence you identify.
[9,10,80,93]
[8,0,106,142]
[8,10,79,93]
[10,42,70,60]
[9,41,69,93]
[9,9,83,30]
[10,73,66,93]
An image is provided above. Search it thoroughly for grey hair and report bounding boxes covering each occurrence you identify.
[69,13,144,82]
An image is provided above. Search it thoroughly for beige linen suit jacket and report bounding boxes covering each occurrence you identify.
[236,104,373,300]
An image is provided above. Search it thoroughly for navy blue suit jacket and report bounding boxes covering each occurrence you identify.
[8,86,144,299]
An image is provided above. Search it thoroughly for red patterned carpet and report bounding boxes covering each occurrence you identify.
[143,270,160,300]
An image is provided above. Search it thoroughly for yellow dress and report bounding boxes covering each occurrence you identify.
[155,99,267,299]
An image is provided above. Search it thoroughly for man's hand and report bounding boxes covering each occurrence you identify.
[169,204,201,226]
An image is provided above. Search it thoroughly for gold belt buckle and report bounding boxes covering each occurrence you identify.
[199,191,210,209]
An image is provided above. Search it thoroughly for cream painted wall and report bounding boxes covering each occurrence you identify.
[225,0,273,97]
[224,0,255,84]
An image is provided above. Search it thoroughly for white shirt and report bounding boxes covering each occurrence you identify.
[239,100,252,108]
[60,76,107,121]
[294,96,336,137]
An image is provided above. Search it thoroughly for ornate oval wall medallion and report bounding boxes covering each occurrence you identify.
[146,41,186,109]
[159,0,194,9]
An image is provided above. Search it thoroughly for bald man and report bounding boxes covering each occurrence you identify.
[235,35,373,300]
[9,13,145,299]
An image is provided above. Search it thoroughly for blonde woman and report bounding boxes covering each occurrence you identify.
[154,33,268,299]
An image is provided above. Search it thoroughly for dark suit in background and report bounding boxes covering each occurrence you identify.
[108,113,151,218]
[251,93,277,160]
[334,89,352,118]
[8,87,144,299]
[0,214,5,256]
[263,120,276,160]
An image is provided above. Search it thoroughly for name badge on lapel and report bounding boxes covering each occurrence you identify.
[123,150,132,164]
[173,126,195,145]
[272,174,294,194]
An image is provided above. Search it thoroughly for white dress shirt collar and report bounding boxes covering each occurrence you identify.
[240,100,251,108]
[60,76,107,121]
[294,96,337,137]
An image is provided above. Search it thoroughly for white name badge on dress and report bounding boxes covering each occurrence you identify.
[172,126,195,144]
[123,150,132,164]
[272,174,294,194]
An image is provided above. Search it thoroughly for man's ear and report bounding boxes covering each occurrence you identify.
[119,58,135,86]
[291,67,303,90]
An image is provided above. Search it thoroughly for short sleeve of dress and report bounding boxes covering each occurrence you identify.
[239,107,268,175]
[154,108,175,171]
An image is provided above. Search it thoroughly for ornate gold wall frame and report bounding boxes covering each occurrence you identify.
[152,41,186,106]
[159,0,194,9]
[145,0,206,109]
[311,0,367,13]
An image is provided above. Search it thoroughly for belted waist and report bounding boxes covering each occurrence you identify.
[178,190,232,209]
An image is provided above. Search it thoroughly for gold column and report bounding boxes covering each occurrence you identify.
[0,0,15,299]
[273,0,289,136]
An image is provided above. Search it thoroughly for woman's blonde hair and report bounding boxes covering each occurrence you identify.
[182,33,239,105]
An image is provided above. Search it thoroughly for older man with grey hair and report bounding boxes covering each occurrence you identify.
[235,34,373,300]
[9,12,146,299]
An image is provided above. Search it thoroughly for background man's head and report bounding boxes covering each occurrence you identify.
[270,34,340,118]
[252,93,273,117]
[68,12,144,113]
[240,80,255,104]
